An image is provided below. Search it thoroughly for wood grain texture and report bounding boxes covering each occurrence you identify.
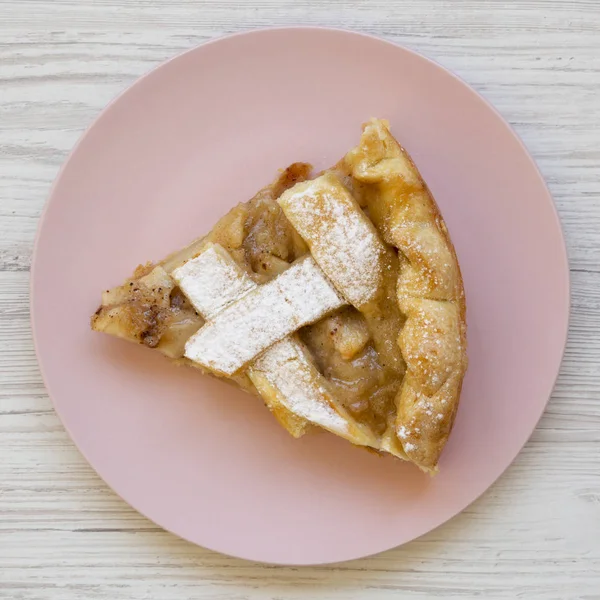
[1,1,599,598]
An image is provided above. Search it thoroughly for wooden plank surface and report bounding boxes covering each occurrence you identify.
[1,1,599,598]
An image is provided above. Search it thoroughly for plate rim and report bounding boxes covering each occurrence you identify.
[30,25,571,565]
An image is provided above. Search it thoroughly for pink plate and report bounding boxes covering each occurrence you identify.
[31,27,569,565]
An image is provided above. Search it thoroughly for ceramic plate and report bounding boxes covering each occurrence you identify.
[31,27,569,565]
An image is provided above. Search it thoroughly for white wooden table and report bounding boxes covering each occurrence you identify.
[1,1,599,598]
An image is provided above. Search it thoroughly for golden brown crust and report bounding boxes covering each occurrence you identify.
[345,118,467,472]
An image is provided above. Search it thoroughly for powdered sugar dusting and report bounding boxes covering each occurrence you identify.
[185,255,346,375]
[251,339,349,434]
[278,173,387,307]
[398,425,409,439]
[172,243,254,319]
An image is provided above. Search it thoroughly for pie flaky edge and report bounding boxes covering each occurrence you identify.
[344,118,468,473]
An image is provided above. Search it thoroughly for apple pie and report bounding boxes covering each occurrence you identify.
[91,118,467,473]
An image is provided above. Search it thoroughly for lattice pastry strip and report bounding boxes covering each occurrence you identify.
[249,340,375,446]
[180,252,345,376]
[278,172,391,309]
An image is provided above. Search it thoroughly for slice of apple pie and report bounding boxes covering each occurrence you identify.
[91,119,467,472]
